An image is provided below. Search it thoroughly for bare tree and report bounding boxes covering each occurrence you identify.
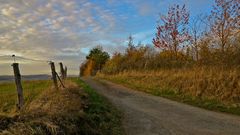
[189,15,208,61]
[209,0,240,53]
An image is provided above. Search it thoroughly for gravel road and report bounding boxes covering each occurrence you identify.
[83,78,240,135]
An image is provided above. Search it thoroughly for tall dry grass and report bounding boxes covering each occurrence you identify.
[98,67,240,105]
[0,80,87,134]
[0,79,124,135]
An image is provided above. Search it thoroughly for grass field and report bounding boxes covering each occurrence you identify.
[97,68,240,116]
[0,80,51,115]
[0,78,124,135]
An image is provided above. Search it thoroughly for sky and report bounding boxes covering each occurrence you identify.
[0,0,214,75]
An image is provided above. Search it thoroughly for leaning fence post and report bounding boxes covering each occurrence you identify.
[59,62,65,80]
[56,72,65,88]
[12,63,24,109]
[50,62,58,90]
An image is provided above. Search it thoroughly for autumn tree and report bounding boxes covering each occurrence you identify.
[102,52,124,74]
[209,0,240,53]
[198,36,214,65]
[153,4,191,58]
[124,36,154,70]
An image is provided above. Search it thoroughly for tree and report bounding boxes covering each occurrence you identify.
[102,52,124,74]
[209,0,240,53]
[198,36,215,65]
[126,35,135,55]
[153,4,191,58]
[189,15,207,61]
[86,46,110,71]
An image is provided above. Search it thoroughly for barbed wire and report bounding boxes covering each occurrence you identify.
[0,55,11,57]
[0,55,76,77]
[0,55,73,74]
[15,56,49,63]
[0,55,50,63]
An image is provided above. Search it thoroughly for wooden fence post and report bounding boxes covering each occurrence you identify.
[64,66,67,78]
[59,62,65,80]
[50,62,58,90]
[12,63,24,109]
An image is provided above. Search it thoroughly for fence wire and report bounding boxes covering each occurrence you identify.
[0,55,49,63]
[0,55,65,77]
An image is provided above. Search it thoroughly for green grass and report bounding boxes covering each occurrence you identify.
[72,78,124,135]
[0,80,51,115]
[97,75,240,116]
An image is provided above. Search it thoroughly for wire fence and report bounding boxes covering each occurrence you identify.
[0,54,69,109]
[0,55,72,76]
[0,55,49,62]
[0,54,68,79]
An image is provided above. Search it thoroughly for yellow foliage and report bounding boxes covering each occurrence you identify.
[83,59,96,76]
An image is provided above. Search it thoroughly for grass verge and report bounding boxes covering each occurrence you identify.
[72,78,124,135]
[97,70,240,116]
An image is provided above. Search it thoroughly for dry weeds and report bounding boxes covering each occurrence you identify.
[0,80,88,135]
[98,67,240,106]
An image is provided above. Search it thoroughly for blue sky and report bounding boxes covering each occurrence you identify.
[0,0,214,75]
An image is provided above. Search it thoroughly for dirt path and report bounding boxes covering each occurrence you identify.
[83,78,240,135]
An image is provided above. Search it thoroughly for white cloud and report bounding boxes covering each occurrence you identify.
[0,0,121,75]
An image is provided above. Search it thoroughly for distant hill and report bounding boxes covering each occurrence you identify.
[0,75,50,82]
